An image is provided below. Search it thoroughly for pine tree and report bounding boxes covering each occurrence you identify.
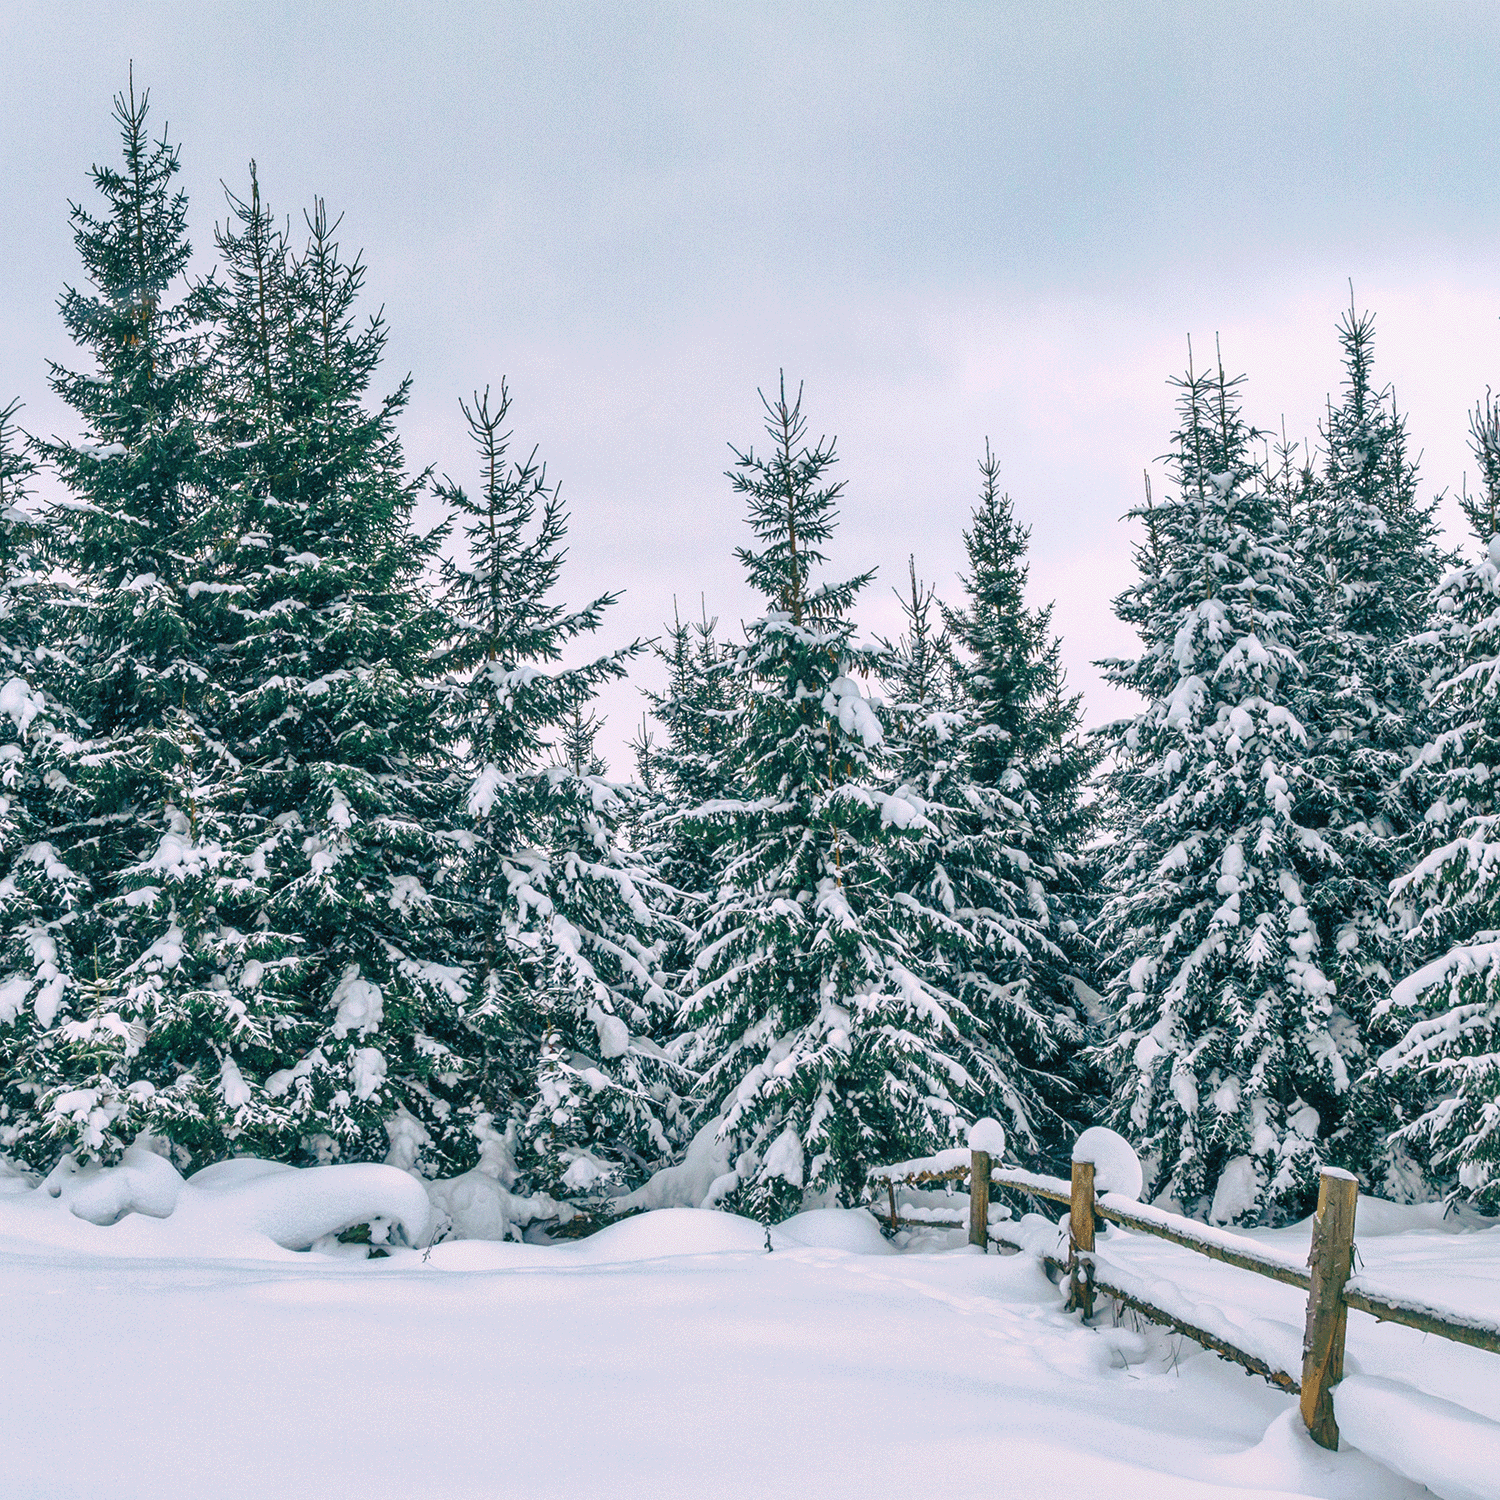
[880,556,1076,1158]
[22,77,230,1167]
[1373,391,1500,1211]
[0,404,92,1165]
[681,379,994,1219]
[438,384,680,1201]
[1293,304,1445,1194]
[878,457,1096,1172]
[167,169,499,1173]
[1094,351,1338,1224]
[936,447,1100,1161]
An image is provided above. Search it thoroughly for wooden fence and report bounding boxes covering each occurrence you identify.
[867,1151,1500,1450]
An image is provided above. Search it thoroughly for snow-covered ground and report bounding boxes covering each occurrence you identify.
[1,1160,1496,1500]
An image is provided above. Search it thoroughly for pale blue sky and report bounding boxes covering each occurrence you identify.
[3,3,1498,763]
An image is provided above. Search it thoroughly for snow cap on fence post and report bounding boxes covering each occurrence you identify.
[967,1118,1006,1156]
[1071,1126,1143,1202]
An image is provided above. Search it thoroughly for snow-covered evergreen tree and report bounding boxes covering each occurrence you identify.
[21,79,232,1167]
[681,380,998,1219]
[0,403,92,1166]
[876,452,1097,1171]
[936,446,1100,1160]
[1094,354,1340,1224]
[880,559,1075,1154]
[438,384,681,1201]
[1294,305,1445,1193]
[1374,391,1500,1211]
[176,174,489,1173]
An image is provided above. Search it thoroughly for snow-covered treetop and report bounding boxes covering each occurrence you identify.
[730,373,873,629]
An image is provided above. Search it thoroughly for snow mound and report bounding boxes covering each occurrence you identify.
[775,1207,895,1255]
[12,1150,431,1254]
[1072,1126,1143,1201]
[1342,1194,1492,1237]
[183,1161,432,1250]
[1258,1194,1497,1250]
[571,1207,770,1261]
[967,1117,1007,1155]
[46,1143,184,1224]
[426,1167,560,1242]
[1336,1374,1500,1500]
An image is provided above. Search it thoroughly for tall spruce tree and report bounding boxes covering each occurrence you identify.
[877,448,1097,1170]
[438,384,680,1202]
[1374,392,1500,1211]
[1294,305,1445,1194]
[880,558,1072,1157]
[939,447,1099,1159]
[680,380,1002,1219]
[183,173,487,1173]
[22,78,231,1167]
[1094,352,1340,1224]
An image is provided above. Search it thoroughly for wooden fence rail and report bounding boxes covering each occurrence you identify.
[867,1149,1500,1450]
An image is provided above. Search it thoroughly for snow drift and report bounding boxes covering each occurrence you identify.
[29,1144,431,1252]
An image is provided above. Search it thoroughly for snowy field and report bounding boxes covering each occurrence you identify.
[3,1160,1498,1499]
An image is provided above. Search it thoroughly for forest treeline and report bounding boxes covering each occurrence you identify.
[1,84,1496,1230]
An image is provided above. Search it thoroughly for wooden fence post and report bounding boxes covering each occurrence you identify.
[1300,1168,1359,1450]
[887,1179,898,1233]
[969,1150,991,1249]
[1068,1159,1095,1318]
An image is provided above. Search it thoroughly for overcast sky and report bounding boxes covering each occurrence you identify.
[3,3,1499,767]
